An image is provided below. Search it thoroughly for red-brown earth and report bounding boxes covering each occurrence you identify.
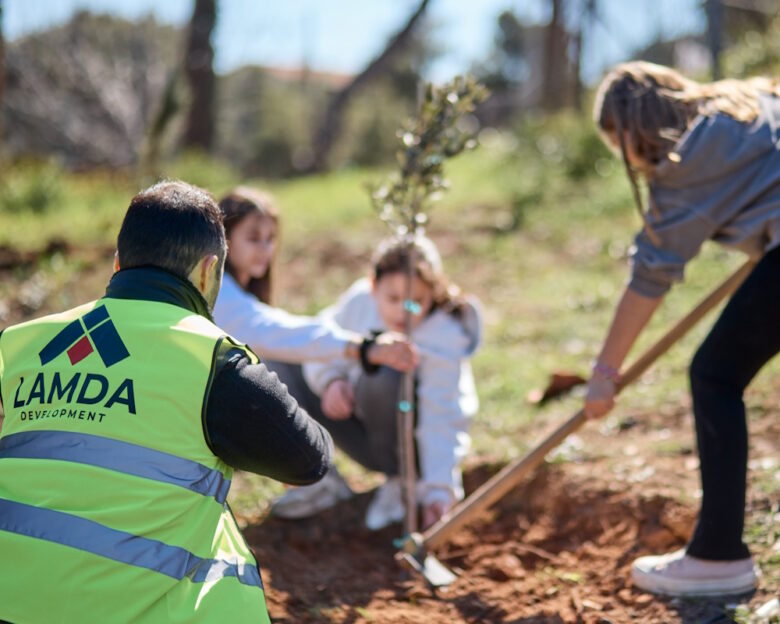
[241,401,779,624]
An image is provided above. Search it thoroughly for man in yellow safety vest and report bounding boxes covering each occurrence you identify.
[0,180,334,623]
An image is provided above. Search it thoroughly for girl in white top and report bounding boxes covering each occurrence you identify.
[212,187,416,369]
[272,235,481,530]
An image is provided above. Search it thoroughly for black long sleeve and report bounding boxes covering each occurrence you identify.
[205,350,333,485]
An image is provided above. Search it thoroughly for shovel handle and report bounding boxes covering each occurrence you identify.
[422,260,755,551]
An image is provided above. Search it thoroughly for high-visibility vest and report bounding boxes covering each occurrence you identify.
[0,297,271,623]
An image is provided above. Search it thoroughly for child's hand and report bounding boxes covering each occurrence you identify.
[368,332,419,372]
[584,375,616,419]
[321,379,354,420]
[422,500,452,530]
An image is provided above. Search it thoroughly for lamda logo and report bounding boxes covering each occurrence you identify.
[13,305,136,419]
[39,304,130,368]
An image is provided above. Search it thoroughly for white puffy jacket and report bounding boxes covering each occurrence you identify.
[303,278,482,505]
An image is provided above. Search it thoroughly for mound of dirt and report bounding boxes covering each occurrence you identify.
[242,463,751,624]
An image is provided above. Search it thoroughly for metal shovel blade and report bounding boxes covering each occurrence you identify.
[399,551,457,587]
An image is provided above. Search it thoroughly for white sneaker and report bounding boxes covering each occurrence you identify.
[631,549,759,597]
[270,468,353,519]
[365,477,405,531]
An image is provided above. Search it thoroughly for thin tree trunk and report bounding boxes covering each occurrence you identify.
[399,238,419,535]
[0,0,5,147]
[183,0,216,151]
[706,0,723,80]
[308,0,431,172]
[142,70,182,180]
[571,0,596,112]
[571,19,582,112]
[543,0,568,111]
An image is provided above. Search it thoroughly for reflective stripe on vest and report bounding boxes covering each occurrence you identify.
[0,498,263,588]
[0,430,231,503]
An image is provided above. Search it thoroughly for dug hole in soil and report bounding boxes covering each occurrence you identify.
[243,461,737,624]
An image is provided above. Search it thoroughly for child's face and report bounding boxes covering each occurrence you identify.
[372,272,434,333]
[227,213,277,284]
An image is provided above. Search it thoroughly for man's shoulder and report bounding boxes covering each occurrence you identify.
[175,313,226,339]
[2,301,99,336]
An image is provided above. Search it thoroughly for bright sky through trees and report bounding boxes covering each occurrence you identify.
[6,0,705,84]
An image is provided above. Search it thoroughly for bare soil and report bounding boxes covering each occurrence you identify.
[243,402,779,624]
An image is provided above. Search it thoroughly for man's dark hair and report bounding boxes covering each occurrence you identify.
[117,181,226,279]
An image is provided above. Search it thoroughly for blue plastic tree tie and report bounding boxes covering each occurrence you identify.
[404,300,422,315]
[398,400,412,413]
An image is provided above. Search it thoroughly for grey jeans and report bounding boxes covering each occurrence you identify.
[266,362,408,476]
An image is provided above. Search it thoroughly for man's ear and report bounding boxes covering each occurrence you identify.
[113,252,120,273]
[196,254,220,294]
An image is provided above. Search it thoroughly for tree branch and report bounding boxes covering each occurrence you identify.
[309,0,431,171]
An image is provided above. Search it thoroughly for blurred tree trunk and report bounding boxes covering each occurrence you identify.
[571,0,596,112]
[142,70,182,180]
[308,0,430,172]
[706,0,723,80]
[183,0,216,151]
[0,0,5,147]
[570,11,582,112]
[542,0,568,111]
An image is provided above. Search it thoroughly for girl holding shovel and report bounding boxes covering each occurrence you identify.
[587,61,780,597]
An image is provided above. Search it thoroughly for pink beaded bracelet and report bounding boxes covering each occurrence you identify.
[592,361,621,383]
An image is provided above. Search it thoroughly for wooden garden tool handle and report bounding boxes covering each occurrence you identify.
[422,260,756,551]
